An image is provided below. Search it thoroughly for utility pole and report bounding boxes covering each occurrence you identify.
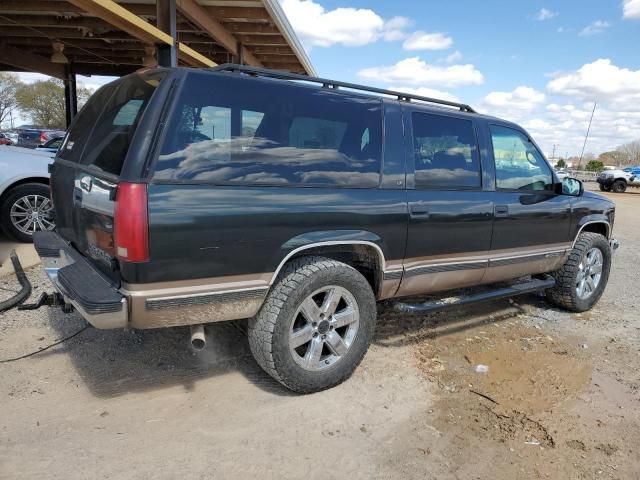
[579,101,597,168]
[551,144,557,164]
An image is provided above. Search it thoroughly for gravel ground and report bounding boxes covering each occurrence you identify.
[0,185,638,480]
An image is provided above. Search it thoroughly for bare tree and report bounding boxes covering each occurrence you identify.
[618,140,640,165]
[0,73,19,129]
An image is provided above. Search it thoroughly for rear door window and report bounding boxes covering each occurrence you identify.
[58,71,166,177]
[411,112,481,189]
[153,72,382,187]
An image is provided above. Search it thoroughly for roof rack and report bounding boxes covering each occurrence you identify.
[210,64,476,114]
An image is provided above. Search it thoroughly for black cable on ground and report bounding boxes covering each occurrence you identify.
[0,250,32,312]
[0,325,89,364]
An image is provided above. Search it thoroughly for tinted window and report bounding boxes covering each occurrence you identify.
[58,71,166,176]
[490,125,553,191]
[411,112,481,188]
[153,72,382,187]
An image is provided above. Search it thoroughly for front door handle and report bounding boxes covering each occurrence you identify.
[495,205,509,217]
[410,202,430,217]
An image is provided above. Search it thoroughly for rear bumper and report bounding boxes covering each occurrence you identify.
[34,232,128,329]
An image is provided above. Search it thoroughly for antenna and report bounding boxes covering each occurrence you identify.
[579,101,597,167]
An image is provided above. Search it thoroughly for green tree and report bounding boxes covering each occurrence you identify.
[555,158,567,169]
[585,160,605,172]
[0,73,19,129]
[16,79,92,129]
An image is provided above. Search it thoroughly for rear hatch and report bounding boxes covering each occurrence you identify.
[51,70,167,282]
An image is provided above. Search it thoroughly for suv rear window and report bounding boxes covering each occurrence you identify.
[58,71,166,176]
[153,72,382,187]
[411,112,481,189]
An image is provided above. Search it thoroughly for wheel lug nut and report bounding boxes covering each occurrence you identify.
[312,322,317,327]
[322,334,326,339]
[313,332,318,338]
[325,360,330,365]
[329,326,334,330]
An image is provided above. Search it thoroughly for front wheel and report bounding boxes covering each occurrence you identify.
[599,183,612,192]
[248,256,377,393]
[546,232,611,312]
[612,180,627,193]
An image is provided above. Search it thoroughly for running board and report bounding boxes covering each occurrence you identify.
[392,276,556,314]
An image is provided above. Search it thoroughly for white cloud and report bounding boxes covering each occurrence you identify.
[547,59,640,106]
[578,20,610,36]
[388,86,460,103]
[402,31,453,51]
[279,0,410,48]
[358,57,484,87]
[536,8,558,21]
[484,86,546,111]
[382,16,412,41]
[442,50,463,64]
[623,0,640,19]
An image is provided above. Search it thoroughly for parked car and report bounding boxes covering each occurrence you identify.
[0,133,14,145]
[16,128,65,149]
[554,169,569,180]
[623,166,640,176]
[597,169,640,193]
[35,137,64,154]
[0,145,55,242]
[32,66,617,393]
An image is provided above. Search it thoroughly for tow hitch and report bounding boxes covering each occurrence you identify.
[18,291,74,313]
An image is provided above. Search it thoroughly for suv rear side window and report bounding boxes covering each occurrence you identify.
[153,72,382,187]
[490,125,553,191]
[411,112,481,189]
[58,71,166,176]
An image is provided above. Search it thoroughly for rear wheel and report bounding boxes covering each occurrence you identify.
[612,180,627,193]
[0,183,55,242]
[248,256,377,393]
[546,232,611,312]
[599,183,612,192]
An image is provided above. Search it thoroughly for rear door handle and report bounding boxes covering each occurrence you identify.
[494,205,509,217]
[410,202,430,217]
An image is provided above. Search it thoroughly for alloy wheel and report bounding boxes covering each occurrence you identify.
[10,194,54,235]
[576,247,603,300]
[289,286,360,371]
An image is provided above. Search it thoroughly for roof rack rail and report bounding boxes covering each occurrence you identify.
[210,63,476,113]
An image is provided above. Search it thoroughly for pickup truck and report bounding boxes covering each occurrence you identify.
[31,65,618,393]
[597,169,640,193]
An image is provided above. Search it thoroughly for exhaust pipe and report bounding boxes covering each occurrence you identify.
[190,324,206,351]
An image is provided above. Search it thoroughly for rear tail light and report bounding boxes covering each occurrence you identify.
[114,182,149,262]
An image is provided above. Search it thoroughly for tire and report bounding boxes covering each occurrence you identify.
[599,183,611,192]
[546,232,611,312]
[248,256,377,394]
[0,183,55,243]
[612,180,627,193]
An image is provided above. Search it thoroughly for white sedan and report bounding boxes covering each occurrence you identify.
[0,145,55,242]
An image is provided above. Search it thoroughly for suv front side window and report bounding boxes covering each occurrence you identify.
[490,125,553,191]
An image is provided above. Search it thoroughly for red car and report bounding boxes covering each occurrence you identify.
[0,133,13,145]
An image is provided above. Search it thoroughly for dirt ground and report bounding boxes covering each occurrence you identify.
[1,185,639,480]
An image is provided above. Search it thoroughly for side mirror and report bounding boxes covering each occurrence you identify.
[562,177,583,196]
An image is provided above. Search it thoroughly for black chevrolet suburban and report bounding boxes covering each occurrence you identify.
[33,65,618,393]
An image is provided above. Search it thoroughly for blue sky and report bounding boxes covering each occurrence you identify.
[280,0,640,158]
[10,0,640,159]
